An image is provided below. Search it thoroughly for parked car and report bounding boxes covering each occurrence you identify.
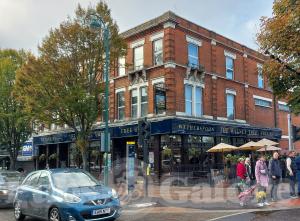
[14,168,121,221]
[0,170,22,207]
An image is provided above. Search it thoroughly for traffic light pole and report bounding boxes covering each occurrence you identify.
[288,113,293,151]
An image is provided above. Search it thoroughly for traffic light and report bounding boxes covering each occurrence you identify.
[138,118,151,145]
[292,125,300,142]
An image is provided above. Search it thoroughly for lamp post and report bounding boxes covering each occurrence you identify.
[87,14,110,186]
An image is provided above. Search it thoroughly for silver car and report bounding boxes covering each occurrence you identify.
[0,171,22,207]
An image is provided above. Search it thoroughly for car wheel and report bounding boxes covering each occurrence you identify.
[14,201,25,221]
[49,207,61,221]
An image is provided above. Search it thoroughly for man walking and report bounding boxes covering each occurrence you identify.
[269,152,282,201]
[286,151,297,198]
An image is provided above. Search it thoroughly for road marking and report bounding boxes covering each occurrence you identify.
[128,202,157,208]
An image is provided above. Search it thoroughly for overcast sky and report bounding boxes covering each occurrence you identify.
[0,0,274,55]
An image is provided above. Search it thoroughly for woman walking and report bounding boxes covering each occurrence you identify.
[255,155,270,207]
[236,158,246,194]
[245,157,255,186]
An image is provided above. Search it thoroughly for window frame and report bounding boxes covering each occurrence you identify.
[257,67,264,88]
[195,86,203,117]
[140,86,148,117]
[133,45,144,70]
[254,98,272,108]
[117,91,125,120]
[185,84,193,116]
[131,89,138,119]
[226,93,235,120]
[187,42,199,68]
[153,38,163,66]
[118,57,126,76]
[225,56,234,80]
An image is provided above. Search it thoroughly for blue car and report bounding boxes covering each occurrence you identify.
[13,168,121,221]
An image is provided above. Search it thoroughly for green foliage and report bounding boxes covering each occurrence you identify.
[0,49,32,170]
[15,2,126,170]
[257,0,300,113]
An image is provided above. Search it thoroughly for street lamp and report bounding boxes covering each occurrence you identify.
[87,13,110,186]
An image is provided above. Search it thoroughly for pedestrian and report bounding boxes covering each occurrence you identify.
[236,158,246,193]
[245,157,255,186]
[295,154,300,197]
[269,152,282,202]
[255,155,270,207]
[286,151,297,198]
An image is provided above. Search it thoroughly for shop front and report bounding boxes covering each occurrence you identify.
[32,117,281,183]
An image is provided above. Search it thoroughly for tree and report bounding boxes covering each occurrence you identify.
[0,49,32,170]
[257,0,300,113]
[16,2,126,170]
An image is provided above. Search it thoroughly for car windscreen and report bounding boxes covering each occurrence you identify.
[51,171,100,190]
[0,172,20,183]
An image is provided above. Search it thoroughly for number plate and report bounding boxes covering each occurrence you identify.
[92,208,111,216]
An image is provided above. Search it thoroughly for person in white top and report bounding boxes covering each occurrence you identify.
[286,151,297,198]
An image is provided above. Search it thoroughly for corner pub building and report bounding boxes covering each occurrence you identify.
[32,11,300,182]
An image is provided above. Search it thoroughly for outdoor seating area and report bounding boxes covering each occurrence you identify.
[207,138,281,186]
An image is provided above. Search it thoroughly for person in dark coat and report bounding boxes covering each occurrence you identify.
[286,151,297,198]
[295,154,300,197]
[269,152,282,201]
[245,157,255,186]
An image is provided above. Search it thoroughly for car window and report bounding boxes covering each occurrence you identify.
[37,172,50,187]
[27,172,41,188]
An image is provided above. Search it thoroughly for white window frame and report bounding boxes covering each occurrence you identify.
[278,101,290,112]
[225,56,234,80]
[131,88,138,119]
[187,42,199,68]
[117,91,125,120]
[129,82,149,118]
[118,57,126,76]
[133,45,144,70]
[140,86,148,117]
[184,80,204,117]
[153,38,163,66]
[226,93,236,120]
[257,64,264,88]
[253,95,272,108]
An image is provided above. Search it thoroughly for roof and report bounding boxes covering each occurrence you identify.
[120,11,264,59]
[120,11,177,38]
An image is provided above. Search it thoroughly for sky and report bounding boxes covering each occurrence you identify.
[0,0,274,55]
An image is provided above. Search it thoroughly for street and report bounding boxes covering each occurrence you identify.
[0,207,236,221]
[2,207,300,221]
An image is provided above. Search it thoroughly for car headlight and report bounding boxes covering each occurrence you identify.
[111,188,118,199]
[0,190,8,195]
[63,193,81,203]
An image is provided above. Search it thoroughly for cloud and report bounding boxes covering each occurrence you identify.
[0,0,274,54]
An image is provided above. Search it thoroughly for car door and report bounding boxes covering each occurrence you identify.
[34,171,52,219]
[20,171,41,216]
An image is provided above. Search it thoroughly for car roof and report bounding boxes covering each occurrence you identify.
[40,168,84,174]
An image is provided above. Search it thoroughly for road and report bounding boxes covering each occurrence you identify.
[2,207,300,221]
[0,207,235,221]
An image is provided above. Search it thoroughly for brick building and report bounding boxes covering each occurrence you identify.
[33,11,300,179]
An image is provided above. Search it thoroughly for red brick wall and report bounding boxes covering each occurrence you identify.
[107,14,300,151]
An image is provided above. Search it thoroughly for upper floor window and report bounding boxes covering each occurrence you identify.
[118,57,126,76]
[185,84,203,116]
[226,93,235,120]
[188,43,199,68]
[117,91,125,120]
[154,83,166,115]
[153,39,163,66]
[133,46,143,70]
[131,89,138,119]
[185,84,193,115]
[226,56,234,79]
[254,96,272,108]
[195,86,203,117]
[278,102,290,112]
[258,66,264,88]
[140,87,148,117]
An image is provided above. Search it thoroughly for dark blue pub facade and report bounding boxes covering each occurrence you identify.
[32,116,281,181]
